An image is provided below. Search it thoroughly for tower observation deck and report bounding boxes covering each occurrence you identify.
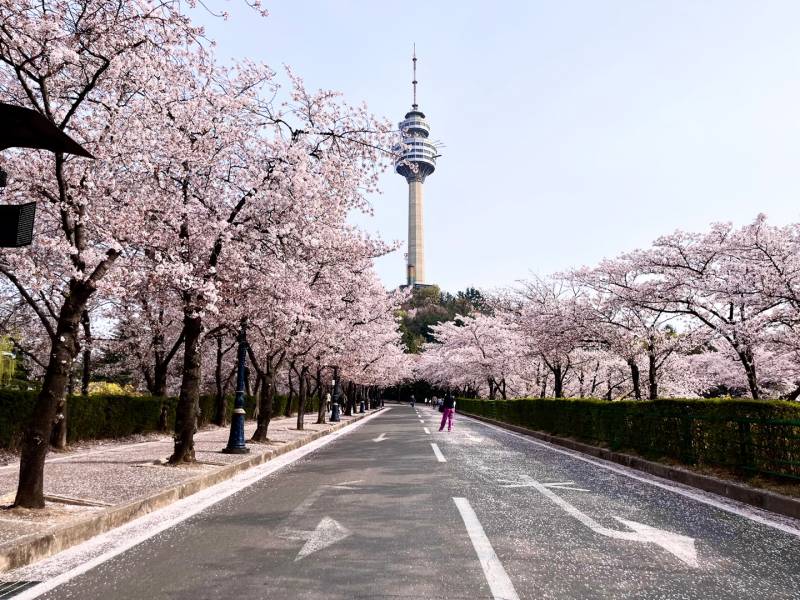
[395,48,437,287]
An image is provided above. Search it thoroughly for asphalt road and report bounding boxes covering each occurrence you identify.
[17,404,800,599]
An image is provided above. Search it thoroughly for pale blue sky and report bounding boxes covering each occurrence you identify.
[193,1,800,293]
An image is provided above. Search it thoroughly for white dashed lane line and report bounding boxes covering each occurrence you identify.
[431,443,446,463]
[454,497,520,600]
[424,427,430,434]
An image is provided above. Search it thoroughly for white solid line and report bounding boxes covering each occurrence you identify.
[464,415,800,538]
[453,497,520,600]
[10,408,390,600]
[424,427,431,434]
[431,443,446,463]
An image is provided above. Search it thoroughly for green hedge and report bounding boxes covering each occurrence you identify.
[0,389,319,449]
[457,397,800,480]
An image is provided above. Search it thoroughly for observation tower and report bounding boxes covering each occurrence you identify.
[395,48,438,287]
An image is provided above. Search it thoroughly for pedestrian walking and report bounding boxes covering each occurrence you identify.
[431,395,438,409]
[325,391,331,412]
[439,394,456,432]
[410,393,416,407]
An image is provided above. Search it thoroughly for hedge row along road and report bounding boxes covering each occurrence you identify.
[456,397,800,480]
[0,391,315,449]
[5,404,799,599]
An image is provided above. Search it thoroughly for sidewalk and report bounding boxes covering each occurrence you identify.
[0,410,378,572]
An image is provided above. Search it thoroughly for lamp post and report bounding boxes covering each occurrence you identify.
[223,319,250,454]
[330,366,341,422]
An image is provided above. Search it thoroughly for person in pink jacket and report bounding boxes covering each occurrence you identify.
[439,394,456,432]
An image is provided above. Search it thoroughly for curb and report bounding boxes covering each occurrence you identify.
[462,412,800,521]
[0,409,383,573]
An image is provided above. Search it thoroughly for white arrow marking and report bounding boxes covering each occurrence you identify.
[326,479,363,491]
[527,478,698,567]
[372,432,388,442]
[294,517,351,561]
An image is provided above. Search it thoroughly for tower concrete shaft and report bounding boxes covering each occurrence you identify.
[394,48,437,287]
[407,178,425,285]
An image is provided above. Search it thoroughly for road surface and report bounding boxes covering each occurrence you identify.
[5,403,800,599]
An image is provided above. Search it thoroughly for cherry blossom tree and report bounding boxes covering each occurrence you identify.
[0,0,210,507]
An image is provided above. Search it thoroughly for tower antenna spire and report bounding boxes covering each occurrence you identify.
[412,44,418,110]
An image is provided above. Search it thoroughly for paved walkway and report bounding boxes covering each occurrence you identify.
[0,413,363,548]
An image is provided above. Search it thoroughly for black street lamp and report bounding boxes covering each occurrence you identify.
[0,102,94,248]
[223,319,250,454]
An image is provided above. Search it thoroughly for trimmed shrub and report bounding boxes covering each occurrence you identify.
[457,397,800,480]
[0,389,321,449]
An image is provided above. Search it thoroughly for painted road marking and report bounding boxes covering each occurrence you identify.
[294,517,350,561]
[464,415,800,539]
[8,409,390,600]
[453,497,520,600]
[419,419,425,423]
[431,443,446,462]
[499,479,589,492]
[372,433,388,442]
[509,476,698,566]
[424,427,431,434]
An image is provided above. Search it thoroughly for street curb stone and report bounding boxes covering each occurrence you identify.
[462,412,800,521]
[0,410,381,573]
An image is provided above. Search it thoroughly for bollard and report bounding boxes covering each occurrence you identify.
[359,400,365,413]
[330,402,341,422]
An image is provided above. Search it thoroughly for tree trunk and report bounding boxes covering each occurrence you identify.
[628,359,641,400]
[344,381,353,416]
[252,369,274,442]
[296,367,308,430]
[284,365,295,418]
[552,365,564,398]
[50,394,68,450]
[782,384,800,401]
[169,313,202,464]
[80,310,91,396]
[648,344,658,400]
[149,364,166,397]
[590,361,600,396]
[316,367,326,425]
[213,335,226,426]
[488,377,496,400]
[15,289,86,508]
[737,347,760,400]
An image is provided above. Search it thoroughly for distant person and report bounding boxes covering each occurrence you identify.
[439,394,456,432]
[410,394,416,407]
[431,395,438,409]
[325,392,331,411]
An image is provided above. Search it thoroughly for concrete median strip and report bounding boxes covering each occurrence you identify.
[0,409,387,574]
